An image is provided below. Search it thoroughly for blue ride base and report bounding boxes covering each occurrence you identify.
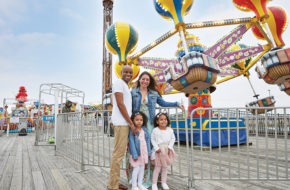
[171,118,247,147]
[4,127,33,133]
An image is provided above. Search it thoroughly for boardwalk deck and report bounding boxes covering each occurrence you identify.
[0,132,289,190]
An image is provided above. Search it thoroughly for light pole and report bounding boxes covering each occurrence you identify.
[102,0,114,110]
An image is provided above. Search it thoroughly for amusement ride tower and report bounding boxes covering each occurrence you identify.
[102,0,113,108]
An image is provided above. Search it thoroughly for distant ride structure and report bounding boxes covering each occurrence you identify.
[2,86,38,136]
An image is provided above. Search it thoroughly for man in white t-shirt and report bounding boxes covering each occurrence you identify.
[108,65,137,190]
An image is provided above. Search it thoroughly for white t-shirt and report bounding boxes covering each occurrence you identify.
[151,127,176,151]
[111,78,132,125]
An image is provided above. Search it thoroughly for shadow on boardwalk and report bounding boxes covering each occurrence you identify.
[0,133,289,190]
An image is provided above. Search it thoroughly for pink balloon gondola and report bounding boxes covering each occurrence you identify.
[279,80,290,95]
[256,48,290,95]
[165,52,219,94]
[246,96,276,115]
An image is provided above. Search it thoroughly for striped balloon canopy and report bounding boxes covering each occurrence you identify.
[232,0,269,20]
[105,22,138,63]
[154,0,193,26]
[114,62,140,80]
[227,44,251,72]
[252,6,288,47]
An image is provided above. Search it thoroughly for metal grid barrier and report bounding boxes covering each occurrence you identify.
[188,107,290,188]
[56,112,83,163]
[54,107,290,189]
[55,111,120,170]
[35,115,56,145]
[55,108,186,177]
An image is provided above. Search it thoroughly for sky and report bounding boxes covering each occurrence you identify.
[0,0,289,109]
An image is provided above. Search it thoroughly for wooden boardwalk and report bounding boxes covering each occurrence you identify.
[0,132,290,190]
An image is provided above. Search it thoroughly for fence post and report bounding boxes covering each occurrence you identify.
[80,112,85,171]
[185,110,195,189]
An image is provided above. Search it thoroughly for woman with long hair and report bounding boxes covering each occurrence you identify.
[130,71,183,188]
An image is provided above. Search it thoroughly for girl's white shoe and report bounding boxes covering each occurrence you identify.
[151,184,158,190]
[138,184,148,190]
[161,183,169,190]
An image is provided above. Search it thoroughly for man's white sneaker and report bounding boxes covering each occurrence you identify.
[138,184,148,190]
[161,183,169,190]
[151,184,158,190]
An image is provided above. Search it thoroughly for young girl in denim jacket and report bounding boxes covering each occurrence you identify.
[129,111,151,190]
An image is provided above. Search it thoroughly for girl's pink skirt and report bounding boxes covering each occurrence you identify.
[154,143,177,167]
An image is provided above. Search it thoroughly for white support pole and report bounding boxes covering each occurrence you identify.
[264,23,276,49]
[179,27,189,55]
[6,122,10,137]
[54,89,59,147]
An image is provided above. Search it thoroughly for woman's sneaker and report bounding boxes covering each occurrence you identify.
[131,186,139,190]
[161,183,169,190]
[152,184,158,190]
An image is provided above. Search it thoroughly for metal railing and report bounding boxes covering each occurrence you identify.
[54,107,290,189]
[55,111,119,170]
[35,115,56,145]
[188,107,290,188]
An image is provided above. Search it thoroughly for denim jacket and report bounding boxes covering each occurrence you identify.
[129,127,151,160]
[131,87,179,124]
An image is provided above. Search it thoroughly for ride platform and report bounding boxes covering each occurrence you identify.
[171,118,247,147]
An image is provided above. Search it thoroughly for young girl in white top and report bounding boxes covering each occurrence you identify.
[151,112,176,190]
[128,111,151,190]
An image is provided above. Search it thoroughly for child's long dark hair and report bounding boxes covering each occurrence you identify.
[131,111,148,127]
[153,112,171,128]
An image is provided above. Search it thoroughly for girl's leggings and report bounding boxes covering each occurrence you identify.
[131,165,145,187]
[152,166,167,184]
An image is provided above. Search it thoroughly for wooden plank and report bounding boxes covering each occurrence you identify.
[35,148,59,190]
[0,136,17,181]
[32,171,46,190]
[27,136,42,172]
[59,167,94,190]
[79,166,110,188]
[22,136,34,190]
[26,133,47,190]
[10,137,24,190]
[0,136,18,190]
[51,169,71,190]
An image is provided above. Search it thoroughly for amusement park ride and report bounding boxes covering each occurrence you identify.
[104,0,289,146]
[1,86,37,136]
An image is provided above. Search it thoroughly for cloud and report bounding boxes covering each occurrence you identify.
[18,32,57,46]
[60,7,84,23]
[0,0,27,22]
[0,18,6,28]
[0,32,57,51]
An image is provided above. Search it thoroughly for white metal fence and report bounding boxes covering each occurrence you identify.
[35,115,56,145]
[55,111,117,170]
[54,107,290,189]
[188,107,290,188]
